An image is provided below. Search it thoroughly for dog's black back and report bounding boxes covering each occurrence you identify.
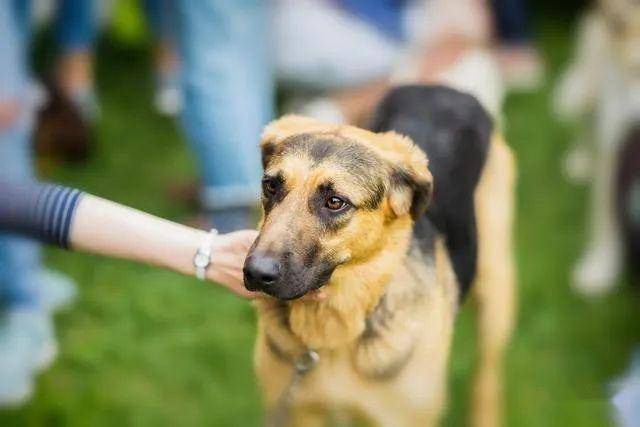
[617,125,640,280]
[371,85,492,299]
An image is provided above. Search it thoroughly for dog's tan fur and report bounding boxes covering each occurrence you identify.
[253,115,516,426]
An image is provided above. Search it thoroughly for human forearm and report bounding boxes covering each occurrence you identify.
[70,194,205,277]
[69,195,258,297]
[0,179,257,296]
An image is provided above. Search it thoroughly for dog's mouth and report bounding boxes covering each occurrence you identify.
[255,279,329,301]
[243,247,338,301]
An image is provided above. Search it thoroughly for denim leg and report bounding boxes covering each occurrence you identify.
[11,0,30,42]
[174,0,274,212]
[0,118,41,309]
[143,0,176,42]
[490,0,532,45]
[0,1,40,310]
[0,2,29,102]
[55,0,96,53]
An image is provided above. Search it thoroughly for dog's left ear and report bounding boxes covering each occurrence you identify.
[381,132,433,219]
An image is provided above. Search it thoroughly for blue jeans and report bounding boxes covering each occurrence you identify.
[174,0,274,212]
[55,0,96,53]
[144,0,175,43]
[0,2,41,309]
[12,0,96,55]
[490,0,532,45]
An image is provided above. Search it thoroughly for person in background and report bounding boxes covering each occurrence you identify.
[272,0,493,124]
[51,1,273,231]
[173,1,274,233]
[490,0,545,91]
[0,0,76,406]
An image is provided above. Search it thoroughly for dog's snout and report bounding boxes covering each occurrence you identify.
[243,254,281,290]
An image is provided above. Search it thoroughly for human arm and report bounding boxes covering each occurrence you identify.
[70,194,257,297]
[0,180,257,297]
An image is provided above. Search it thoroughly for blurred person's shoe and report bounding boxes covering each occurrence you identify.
[0,308,58,406]
[8,309,58,372]
[154,73,183,117]
[35,80,92,165]
[68,87,100,123]
[37,269,77,314]
[495,44,545,92]
[0,315,35,407]
[572,243,622,296]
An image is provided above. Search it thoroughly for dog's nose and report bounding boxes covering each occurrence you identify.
[243,254,281,290]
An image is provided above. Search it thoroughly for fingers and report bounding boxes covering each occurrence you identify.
[207,229,259,299]
[225,229,259,250]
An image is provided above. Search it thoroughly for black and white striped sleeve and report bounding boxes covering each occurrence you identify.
[0,180,84,249]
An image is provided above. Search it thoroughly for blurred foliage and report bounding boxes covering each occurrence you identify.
[109,0,149,47]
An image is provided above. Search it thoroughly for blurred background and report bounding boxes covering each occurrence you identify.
[0,0,639,426]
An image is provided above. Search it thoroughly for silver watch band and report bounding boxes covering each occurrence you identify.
[194,228,218,280]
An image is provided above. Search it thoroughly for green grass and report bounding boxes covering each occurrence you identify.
[2,17,640,427]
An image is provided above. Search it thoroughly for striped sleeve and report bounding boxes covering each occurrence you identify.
[0,180,84,249]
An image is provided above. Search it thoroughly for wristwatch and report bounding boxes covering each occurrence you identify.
[193,229,218,280]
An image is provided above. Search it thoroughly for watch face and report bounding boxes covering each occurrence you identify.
[194,253,210,268]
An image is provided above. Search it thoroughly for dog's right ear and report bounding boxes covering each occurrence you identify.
[260,115,339,168]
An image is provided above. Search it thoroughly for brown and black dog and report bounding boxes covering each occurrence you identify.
[244,86,516,427]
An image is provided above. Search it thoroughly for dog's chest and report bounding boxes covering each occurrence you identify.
[293,263,457,412]
[260,239,458,405]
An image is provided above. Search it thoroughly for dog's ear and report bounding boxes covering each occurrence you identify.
[260,115,338,168]
[389,165,433,219]
[379,131,433,219]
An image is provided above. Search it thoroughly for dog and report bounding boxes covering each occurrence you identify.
[244,85,516,427]
[555,0,640,294]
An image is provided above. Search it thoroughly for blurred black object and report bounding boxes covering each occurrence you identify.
[617,124,640,280]
[35,78,91,165]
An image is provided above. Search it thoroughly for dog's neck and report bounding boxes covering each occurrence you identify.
[287,216,414,349]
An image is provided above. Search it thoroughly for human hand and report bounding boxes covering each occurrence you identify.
[208,229,259,298]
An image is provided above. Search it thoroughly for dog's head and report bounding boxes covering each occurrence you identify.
[243,116,432,300]
[601,0,640,73]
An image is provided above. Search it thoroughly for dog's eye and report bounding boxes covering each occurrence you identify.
[262,177,279,196]
[325,196,348,211]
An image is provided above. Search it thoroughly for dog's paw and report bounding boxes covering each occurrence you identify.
[572,246,622,296]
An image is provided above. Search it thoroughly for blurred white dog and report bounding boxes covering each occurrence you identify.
[555,0,640,295]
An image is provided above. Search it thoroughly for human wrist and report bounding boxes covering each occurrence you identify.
[158,226,208,278]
